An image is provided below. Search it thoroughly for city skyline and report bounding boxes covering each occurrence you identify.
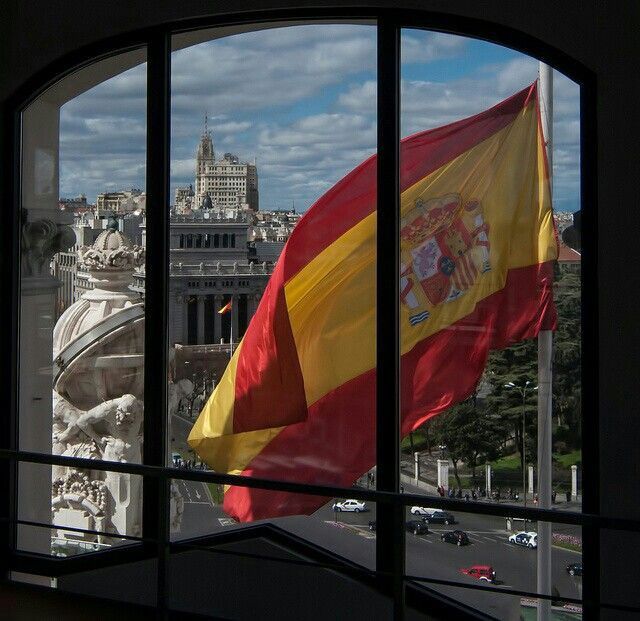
[59,25,580,212]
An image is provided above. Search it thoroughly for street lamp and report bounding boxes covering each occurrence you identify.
[504,380,538,510]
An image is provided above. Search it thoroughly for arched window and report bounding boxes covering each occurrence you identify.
[7,11,603,621]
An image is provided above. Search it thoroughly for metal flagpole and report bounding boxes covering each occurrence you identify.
[537,62,554,621]
[229,304,233,360]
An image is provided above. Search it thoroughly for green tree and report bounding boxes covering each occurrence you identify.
[430,395,502,488]
[552,269,581,446]
[484,341,539,474]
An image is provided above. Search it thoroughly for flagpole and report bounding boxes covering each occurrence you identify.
[537,61,553,621]
[229,305,233,360]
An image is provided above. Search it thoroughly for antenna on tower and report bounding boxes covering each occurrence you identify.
[204,111,209,136]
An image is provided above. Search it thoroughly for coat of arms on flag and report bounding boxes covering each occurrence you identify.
[400,193,491,325]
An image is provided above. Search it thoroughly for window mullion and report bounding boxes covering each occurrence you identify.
[376,17,404,617]
[144,30,171,614]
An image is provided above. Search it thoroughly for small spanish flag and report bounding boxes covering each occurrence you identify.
[218,300,232,314]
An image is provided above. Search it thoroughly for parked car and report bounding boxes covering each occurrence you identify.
[332,499,366,512]
[441,530,470,546]
[406,520,429,535]
[566,562,583,577]
[508,531,537,548]
[460,565,496,583]
[410,507,455,524]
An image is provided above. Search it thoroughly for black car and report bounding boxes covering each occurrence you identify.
[441,530,470,546]
[406,520,429,535]
[566,562,583,577]
[422,510,456,525]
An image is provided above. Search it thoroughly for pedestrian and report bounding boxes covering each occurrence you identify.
[552,490,557,503]
[400,485,404,493]
[534,493,538,505]
[566,490,571,502]
[464,493,470,502]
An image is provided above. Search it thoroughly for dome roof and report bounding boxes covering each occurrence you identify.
[93,217,134,251]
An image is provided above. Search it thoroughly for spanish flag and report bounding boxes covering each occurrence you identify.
[189,82,557,522]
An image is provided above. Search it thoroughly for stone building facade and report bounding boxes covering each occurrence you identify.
[187,123,258,211]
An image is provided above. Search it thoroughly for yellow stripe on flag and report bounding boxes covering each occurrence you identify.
[284,100,555,408]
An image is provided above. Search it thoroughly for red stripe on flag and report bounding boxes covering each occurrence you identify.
[224,260,555,521]
[281,83,537,281]
[232,260,308,433]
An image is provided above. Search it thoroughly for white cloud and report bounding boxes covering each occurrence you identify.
[57,24,580,212]
[402,31,467,64]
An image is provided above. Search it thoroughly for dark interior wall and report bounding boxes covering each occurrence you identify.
[2,0,640,613]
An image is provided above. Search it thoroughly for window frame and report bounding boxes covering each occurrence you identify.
[0,7,613,619]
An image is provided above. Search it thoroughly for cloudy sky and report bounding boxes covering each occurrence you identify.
[59,25,580,212]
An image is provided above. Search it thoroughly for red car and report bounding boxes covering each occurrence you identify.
[459,565,496,583]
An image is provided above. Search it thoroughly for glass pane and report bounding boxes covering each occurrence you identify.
[406,582,582,620]
[404,505,583,610]
[398,29,582,514]
[18,48,146,555]
[170,476,375,569]
[168,477,381,617]
[17,462,143,556]
[167,24,377,527]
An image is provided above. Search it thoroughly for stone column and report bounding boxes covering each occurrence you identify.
[181,295,189,345]
[485,463,492,498]
[171,294,185,346]
[528,465,535,496]
[437,459,450,491]
[571,465,578,501]
[196,295,205,345]
[247,292,258,319]
[214,294,223,343]
[231,294,239,345]
[19,276,62,555]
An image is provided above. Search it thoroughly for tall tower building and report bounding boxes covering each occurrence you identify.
[193,115,259,211]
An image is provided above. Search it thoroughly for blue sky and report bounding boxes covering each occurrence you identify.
[59,25,580,212]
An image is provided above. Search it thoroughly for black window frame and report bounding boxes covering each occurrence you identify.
[0,7,630,620]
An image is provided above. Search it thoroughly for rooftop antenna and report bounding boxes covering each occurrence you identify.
[204,111,209,136]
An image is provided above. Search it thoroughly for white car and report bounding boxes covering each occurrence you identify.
[509,531,538,548]
[410,506,433,516]
[332,499,366,513]
[410,507,454,524]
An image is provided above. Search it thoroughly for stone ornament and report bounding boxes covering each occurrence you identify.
[21,214,75,277]
[77,219,145,272]
[52,470,108,514]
